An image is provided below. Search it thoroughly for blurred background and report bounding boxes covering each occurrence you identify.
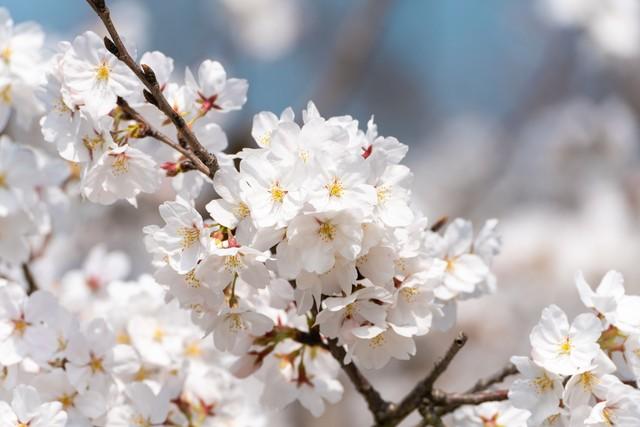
[8,0,640,425]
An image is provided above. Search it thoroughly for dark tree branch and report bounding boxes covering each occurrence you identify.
[85,0,218,178]
[116,97,210,176]
[326,338,393,424]
[382,332,467,425]
[22,263,38,295]
[465,362,517,394]
[433,389,510,415]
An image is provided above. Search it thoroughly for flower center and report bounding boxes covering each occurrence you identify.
[0,46,11,63]
[12,318,29,336]
[369,333,385,348]
[400,287,419,302]
[82,133,105,152]
[376,186,389,204]
[184,269,201,288]
[95,62,110,82]
[224,254,243,272]
[235,202,250,218]
[270,183,287,203]
[259,131,272,147]
[0,84,11,104]
[318,221,336,242]
[533,372,554,393]
[58,393,76,409]
[579,371,598,390]
[228,314,246,332]
[325,177,344,198]
[110,153,129,176]
[132,415,152,427]
[178,226,200,249]
[89,354,105,374]
[0,172,7,188]
[184,341,202,358]
[558,337,573,355]
[152,327,165,343]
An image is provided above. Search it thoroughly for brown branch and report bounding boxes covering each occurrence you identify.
[432,389,509,415]
[22,263,38,295]
[326,338,393,424]
[465,362,517,394]
[116,97,210,176]
[381,332,467,425]
[85,0,218,178]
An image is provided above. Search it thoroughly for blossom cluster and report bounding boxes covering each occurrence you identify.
[0,245,264,427]
[143,96,501,413]
[501,271,640,426]
[40,29,247,206]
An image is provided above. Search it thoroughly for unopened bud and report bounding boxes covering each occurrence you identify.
[103,37,119,57]
[141,64,158,87]
[143,89,158,107]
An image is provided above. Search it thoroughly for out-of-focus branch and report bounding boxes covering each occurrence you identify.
[226,0,396,154]
[381,332,467,425]
[465,362,517,394]
[116,97,210,176]
[21,263,38,295]
[433,389,510,415]
[326,338,393,424]
[312,0,395,113]
[85,0,218,178]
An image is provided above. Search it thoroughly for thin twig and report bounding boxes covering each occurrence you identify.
[465,362,517,394]
[432,389,509,415]
[383,332,467,425]
[86,0,218,177]
[21,263,38,295]
[116,97,210,176]
[326,338,393,423]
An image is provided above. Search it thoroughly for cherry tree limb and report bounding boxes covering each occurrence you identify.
[326,338,394,424]
[116,97,210,176]
[85,0,218,178]
[382,332,468,424]
[465,362,517,394]
[21,263,38,295]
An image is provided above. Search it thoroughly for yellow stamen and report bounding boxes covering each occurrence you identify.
[260,132,272,147]
[400,287,419,302]
[558,337,573,355]
[95,63,110,82]
[116,331,131,344]
[184,341,202,358]
[376,186,389,204]
[318,221,336,242]
[0,46,11,63]
[58,393,76,409]
[369,333,385,348]
[110,153,129,176]
[235,202,250,218]
[270,183,287,203]
[152,328,165,343]
[228,314,246,332]
[184,269,201,288]
[12,319,29,336]
[325,177,344,198]
[224,255,243,272]
[89,354,104,374]
[0,84,11,104]
[533,372,554,393]
[0,172,7,188]
[178,226,200,249]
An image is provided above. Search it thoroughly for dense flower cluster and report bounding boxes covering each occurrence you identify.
[501,271,640,426]
[0,249,264,426]
[142,100,500,413]
[2,3,639,426]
